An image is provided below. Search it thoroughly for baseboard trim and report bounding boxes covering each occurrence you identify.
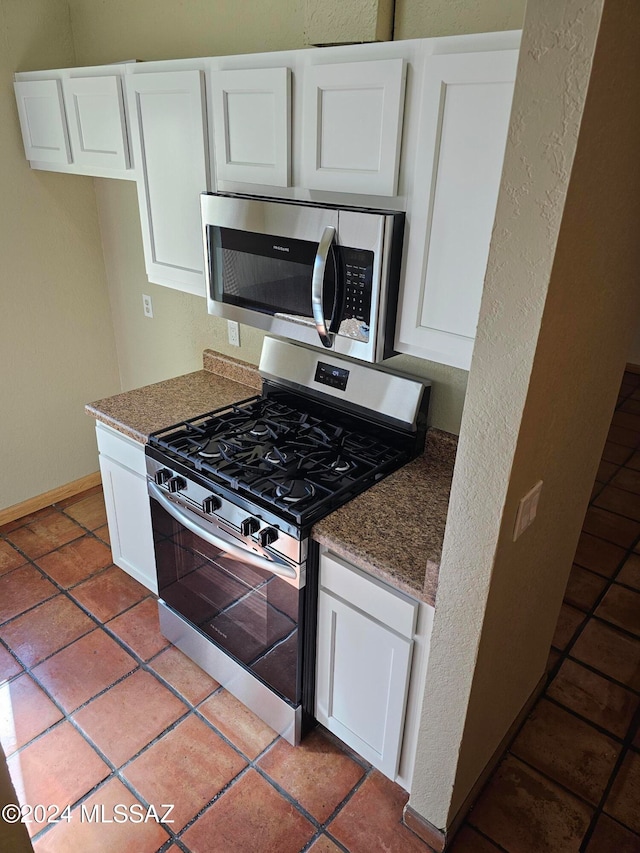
[0,472,101,526]
[403,672,547,850]
[626,362,640,375]
[403,807,445,852]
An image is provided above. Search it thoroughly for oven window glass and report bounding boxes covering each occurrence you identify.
[208,226,336,320]
[152,500,302,705]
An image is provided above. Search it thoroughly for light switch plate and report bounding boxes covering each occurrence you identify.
[513,480,543,541]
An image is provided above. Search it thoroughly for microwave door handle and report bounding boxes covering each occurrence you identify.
[148,482,297,580]
[312,226,336,348]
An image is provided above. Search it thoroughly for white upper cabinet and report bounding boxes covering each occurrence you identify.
[211,67,291,187]
[126,69,210,297]
[301,58,406,196]
[14,79,72,164]
[62,75,130,171]
[396,49,519,369]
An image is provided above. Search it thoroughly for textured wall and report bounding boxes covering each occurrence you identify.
[409,0,640,828]
[0,0,120,511]
[305,0,393,45]
[395,0,525,39]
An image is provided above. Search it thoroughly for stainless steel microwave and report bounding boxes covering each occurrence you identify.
[201,193,405,363]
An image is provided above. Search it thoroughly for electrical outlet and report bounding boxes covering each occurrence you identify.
[142,294,153,319]
[513,480,543,541]
[228,320,240,347]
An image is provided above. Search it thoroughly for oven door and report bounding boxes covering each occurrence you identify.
[149,483,304,706]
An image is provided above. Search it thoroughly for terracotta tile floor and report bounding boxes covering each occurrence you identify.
[0,374,639,851]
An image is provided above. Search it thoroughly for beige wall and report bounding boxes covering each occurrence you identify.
[0,0,120,511]
[395,0,525,40]
[409,0,640,830]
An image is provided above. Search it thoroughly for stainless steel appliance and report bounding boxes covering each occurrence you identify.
[202,193,405,363]
[146,338,429,744]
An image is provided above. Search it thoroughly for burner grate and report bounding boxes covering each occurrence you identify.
[148,387,416,529]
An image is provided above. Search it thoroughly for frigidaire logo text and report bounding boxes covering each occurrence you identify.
[273,245,290,252]
[210,625,228,639]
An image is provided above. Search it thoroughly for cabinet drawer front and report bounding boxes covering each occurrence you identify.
[95,423,146,476]
[320,551,417,638]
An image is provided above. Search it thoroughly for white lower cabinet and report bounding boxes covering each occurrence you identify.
[316,550,418,780]
[96,423,157,594]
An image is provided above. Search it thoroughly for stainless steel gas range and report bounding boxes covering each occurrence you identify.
[145,337,430,744]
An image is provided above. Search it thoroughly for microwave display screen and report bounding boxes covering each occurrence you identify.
[208,226,336,321]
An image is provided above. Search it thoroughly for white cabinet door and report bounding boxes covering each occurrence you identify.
[96,425,157,594]
[396,49,518,369]
[126,70,210,296]
[14,79,72,164]
[301,58,406,196]
[211,67,290,187]
[62,75,130,171]
[316,589,413,779]
[316,552,417,779]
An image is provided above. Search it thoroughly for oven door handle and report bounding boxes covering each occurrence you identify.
[312,225,336,348]
[149,482,297,580]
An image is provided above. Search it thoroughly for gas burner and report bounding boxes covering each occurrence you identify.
[198,439,224,459]
[329,457,352,475]
[248,421,270,437]
[264,447,296,465]
[275,479,316,504]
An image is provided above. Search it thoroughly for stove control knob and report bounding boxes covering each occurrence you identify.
[258,526,279,547]
[154,468,172,486]
[240,517,260,536]
[202,495,222,514]
[167,476,186,493]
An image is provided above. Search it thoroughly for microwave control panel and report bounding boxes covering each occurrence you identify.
[341,248,373,325]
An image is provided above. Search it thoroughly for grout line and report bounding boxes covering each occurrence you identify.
[563,653,640,698]
[576,703,640,849]
[542,694,634,746]
[466,824,511,852]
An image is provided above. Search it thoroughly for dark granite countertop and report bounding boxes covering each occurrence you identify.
[86,352,455,605]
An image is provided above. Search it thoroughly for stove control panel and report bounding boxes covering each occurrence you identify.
[240,516,260,536]
[167,475,187,493]
[202,495,222,514]
[146,455,306,565]
[314,361,349,392]
[258,526,279,546]
[154,468,172,486]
